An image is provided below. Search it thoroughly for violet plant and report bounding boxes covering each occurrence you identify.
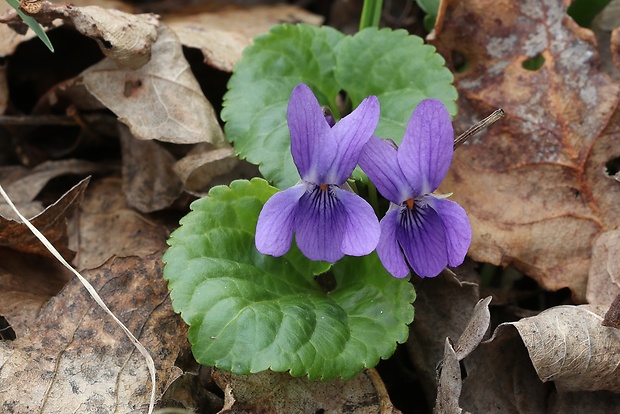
[163,0,467,380]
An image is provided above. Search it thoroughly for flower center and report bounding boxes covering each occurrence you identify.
[405,198,414,210]
[320,184,328,191]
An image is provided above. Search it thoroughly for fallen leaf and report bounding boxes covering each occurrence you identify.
[407,267,481,402]
[173,144,238,195]
[431,0,620,301]
[0,176,89,259]
[165,4,323,72]
[586,229,620,307]
[0,253,187,412]
[73,176,170,270]
[0,159,106,219]
[548,389,620,413]
[434,338,462,414]
[213,368,401,414]
[453,296,492,360]
[0,2,157,68]
[460,324,548,414]
[119,125,184,213]
[81,24,226,146]
[511,304,620,392]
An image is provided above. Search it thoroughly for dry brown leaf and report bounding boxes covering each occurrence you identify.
[173,144,238,195]
[165,4,323,72]
[511,304,620,392]
[460,325,548,414]
[119,125,184,213]
[453,296,491,360]
[0,248,72,337]
[0,253,187,413]
[407,267,480,402]
[431,0,620,301]
[73,177,169,270]
[0,2,153,64]
[586,229,620,306]
[213,368,401,414]
[0,176,89,259]
[81,24,226,146]
[0,159,106,219]
[434,338,462,414]
[548,389,620,413]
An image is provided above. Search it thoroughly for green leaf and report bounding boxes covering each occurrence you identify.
[567,0,612,28]
[335,27,457,144]
[163,178,415,380]
[222,24,345,189]
[5,0,54,52]
[415,0,440,32]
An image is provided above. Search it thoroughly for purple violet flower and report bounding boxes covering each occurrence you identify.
[358,99,472,278]
[255,83,381,263]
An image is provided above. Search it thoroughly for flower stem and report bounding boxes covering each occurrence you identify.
[359,0,383,31]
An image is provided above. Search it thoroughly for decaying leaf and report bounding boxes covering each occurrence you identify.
[0,176,89,259]
[165,4,323,72]
[73,177,170,270]
[0,2,156,66]
[0,253,187,413]
[586,228,620,307]
[434,338,462,414]
[173,144,238,195]
[213,368,401,414]
[453,296,491,360]
[431,0,620,301]
[460,324,548,414]
[119,125,183,213]
[511,305,620,392]
[0,159,106,219]
[81,24,226,146]
[408,267,481,402]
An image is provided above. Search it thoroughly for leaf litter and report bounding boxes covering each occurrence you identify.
[1,0,620,413]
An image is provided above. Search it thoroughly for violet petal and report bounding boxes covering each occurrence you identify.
[397,203,448,278]
[429,197,472,267]
[359,136,413,204]
[325,95,380,184]
[294,185,346,263]
[287,83,337,183]
[255,184,306,256]
[398,99,454,195]
[376,209,411,278]
[336,187,380,256]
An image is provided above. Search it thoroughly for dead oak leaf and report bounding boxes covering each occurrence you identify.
[431,0,620,301]
[164,4,323,72]
[0,176,89,260]
[213,368,401,414]
[80,24,226,146]
[0,253,187,413]
[0,2,155,67]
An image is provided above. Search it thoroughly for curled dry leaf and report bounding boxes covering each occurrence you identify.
[0,254,187,413]
[431,0,620,301]
[173,144,238,195]
[453,296,491,361]
[408,267,481,402]
[165,4,323,72]
[434,338,462,414]
[81,24,226,146]
[510,304,620,393]
[213,368,401,414]
[586,228,620,307]
[0,2,155,66]
[0,177,89,260]
[119,125,184,213]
